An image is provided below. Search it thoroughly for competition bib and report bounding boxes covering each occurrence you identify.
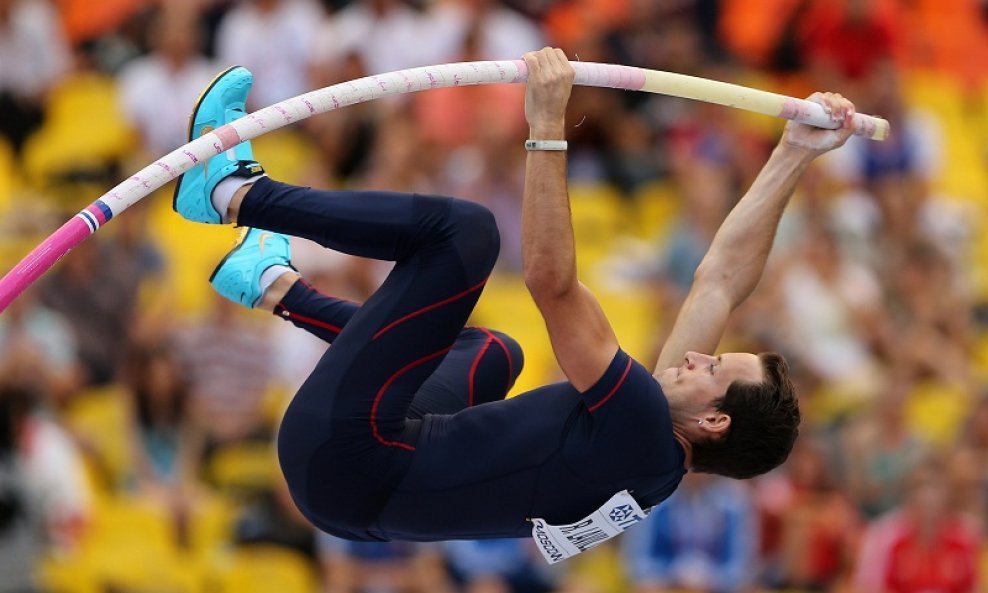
[530,490,650,564]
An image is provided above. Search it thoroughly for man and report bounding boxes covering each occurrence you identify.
[172,48,855,556]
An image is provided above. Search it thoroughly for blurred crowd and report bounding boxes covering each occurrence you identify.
[0,0,986,592]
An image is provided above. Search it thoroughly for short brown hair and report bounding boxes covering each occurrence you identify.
[689,352,800,479]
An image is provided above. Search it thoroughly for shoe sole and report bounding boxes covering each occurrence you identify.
[208,226,253,284]
[172,65,242,212]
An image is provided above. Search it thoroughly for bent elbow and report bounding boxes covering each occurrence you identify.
[524,268,574,303]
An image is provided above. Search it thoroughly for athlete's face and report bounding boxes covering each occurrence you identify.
[659,351,765,416]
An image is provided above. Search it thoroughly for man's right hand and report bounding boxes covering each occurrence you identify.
[781,92,857,156]
[523,48,575,138]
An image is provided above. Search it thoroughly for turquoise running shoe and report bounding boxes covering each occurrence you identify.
[210,227,294,308]
[173,65,264,224]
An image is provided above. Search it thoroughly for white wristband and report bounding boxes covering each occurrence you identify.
[525,139,568,152]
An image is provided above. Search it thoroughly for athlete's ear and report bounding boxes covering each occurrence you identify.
[698,412,731,436]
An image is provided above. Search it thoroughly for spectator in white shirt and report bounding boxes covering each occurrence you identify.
[117,4,219,156]
[215,0,324,109]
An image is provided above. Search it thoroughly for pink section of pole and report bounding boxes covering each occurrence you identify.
[0,218,92,311]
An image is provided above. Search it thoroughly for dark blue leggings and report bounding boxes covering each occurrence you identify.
[238,177,522,538]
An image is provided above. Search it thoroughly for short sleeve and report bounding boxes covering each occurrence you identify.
[579,349,636,413]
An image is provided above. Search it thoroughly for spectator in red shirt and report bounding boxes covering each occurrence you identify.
[853,460,981,593]
[758,439,860,591]
[800,0,903,105]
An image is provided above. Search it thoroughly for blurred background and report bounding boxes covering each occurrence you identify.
[0,0,986,591]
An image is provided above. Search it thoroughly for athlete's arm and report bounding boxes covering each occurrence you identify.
[654,92,857,372]
[521,48,620,392]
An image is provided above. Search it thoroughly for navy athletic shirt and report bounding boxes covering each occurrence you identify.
[369,349,686,541]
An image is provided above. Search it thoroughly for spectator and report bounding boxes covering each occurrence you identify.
[759,439,860,590]
[774,220,884,400]
[117,4,218,156]
[821,64,968,274]
[622,472,759,593]
[0,381,91,554]
[56,0,146,49]
[603,2,708,75]
[429,0,545,65]
[853,460,981,593]
[412,20,528,154]
[943,445,985,533]
[38,232,158,387]
[119,340,193,541]
[443,538,558,593]
[0,287,82,404]
[173,293,275,490]
[648,148,742,359]
[839,375,929,519]
[823,64,943,199]
[955,395,988,532]
[411,22,530,268]
[356,107,439,194]
[800,0,902,98]
[883,240,972,388]
[235,477,316,557]
[215,0,323,109]
[657,154,732,296]
[0,0,70,155]
[0,382,45,593]
[312,0,444,83]
[318,531,451,593]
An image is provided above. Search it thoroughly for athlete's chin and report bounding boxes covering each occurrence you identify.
[654,367,680,399]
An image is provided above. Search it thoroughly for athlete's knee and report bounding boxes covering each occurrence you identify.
[448,199,500,270]
[487,329,524,384]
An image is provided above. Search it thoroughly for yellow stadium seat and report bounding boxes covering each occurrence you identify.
[250,130,318,186]
[62,386,136,493]
[204,440,279,494]
[906,379,971,448]
[971,218,988,301]
[903,72,988,203]
[211,546,318,593]
[972,333,988,382]
[186,492,239,578]
[86,494,175,553]
[632,179,682,241]
[0,137,15,211]
[473,275,559,394]
[68,494,201,593]
[565,542,629,593]
[569,183,632,268]
[37,552,101,593]
[596,290,660,364]
[473,276,661,393]
[21,72,136,207]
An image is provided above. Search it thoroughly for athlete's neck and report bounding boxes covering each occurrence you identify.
[672,427,693,470]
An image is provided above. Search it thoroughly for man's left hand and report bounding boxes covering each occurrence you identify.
[523,47,575,138]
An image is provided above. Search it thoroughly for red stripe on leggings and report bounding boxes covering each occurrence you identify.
[587,358,633,413]
[480,328,515,391]
[373,279,487,340]
[371,347,451,450]
[278,308,342,334]
[467,333,494,407]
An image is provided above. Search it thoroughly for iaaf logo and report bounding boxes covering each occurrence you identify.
[607,503,647,529]
[608,504,635,523]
